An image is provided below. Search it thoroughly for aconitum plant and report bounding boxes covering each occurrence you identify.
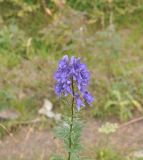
[53,55,93,160]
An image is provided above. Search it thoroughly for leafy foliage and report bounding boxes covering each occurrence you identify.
[55,116,83,154]
[95,148,124,160]
[67,0,143,27]
[51,114,83,160]
[0,24,30,56]
[50,155,65,160]
[105,90,142,121]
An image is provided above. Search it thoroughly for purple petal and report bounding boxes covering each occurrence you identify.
[83,91,94,105]
[75,93,85,111]
[59,55,69,68]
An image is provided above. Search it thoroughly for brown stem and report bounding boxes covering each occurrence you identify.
[68,78,75,160]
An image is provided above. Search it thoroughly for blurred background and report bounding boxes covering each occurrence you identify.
[0,0,143,159]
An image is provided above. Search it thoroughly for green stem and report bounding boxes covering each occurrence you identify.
[68,79,75,160]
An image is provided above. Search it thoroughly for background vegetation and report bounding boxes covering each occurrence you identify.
[0,0,143,159]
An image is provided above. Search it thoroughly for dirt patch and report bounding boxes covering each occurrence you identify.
[0,118,143,159]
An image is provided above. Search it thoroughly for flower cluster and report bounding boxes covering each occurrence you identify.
[54,55,93,110]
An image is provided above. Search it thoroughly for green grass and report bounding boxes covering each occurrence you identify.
[0,1,143,136]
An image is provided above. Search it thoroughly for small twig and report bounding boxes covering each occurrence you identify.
[119,116,143,128]
[39,150,45,160]
[19,127,34,159]
[41,0,52,16]
[12,118,47,126]
[0,123,17,143]
[0,118,45,140]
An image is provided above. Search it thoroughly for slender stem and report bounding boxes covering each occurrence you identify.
[68,78,75,160]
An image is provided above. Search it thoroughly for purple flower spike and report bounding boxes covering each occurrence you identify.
[54,55,94,110]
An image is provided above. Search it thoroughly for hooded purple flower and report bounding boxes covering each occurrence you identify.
[54,55,94,110]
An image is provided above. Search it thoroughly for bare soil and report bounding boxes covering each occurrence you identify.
[0,118,143,160]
